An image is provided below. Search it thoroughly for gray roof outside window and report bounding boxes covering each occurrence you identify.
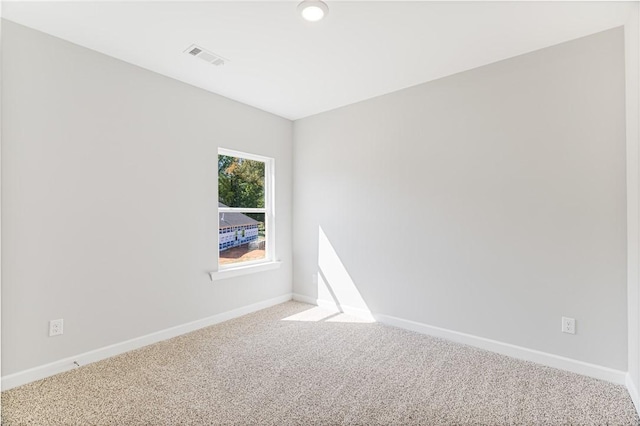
[219,202,260,229]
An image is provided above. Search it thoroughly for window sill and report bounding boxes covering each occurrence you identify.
[209,261,282,281]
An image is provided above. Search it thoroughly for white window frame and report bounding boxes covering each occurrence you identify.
[213,148,277,278]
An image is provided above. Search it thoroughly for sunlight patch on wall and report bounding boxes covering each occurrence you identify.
[317,226,373,320]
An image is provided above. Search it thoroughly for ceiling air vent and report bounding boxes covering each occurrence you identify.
[184,44,227,67]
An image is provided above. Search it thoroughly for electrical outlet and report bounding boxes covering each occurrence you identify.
[49,319,64,337]
[561,317,575,334]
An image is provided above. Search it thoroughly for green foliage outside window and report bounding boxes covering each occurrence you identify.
[218,155,265,210]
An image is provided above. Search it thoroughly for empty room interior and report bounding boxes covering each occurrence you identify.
[2,0,640,424]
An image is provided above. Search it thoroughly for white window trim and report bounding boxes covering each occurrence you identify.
[213,148,277,278]
[209,260,282,281]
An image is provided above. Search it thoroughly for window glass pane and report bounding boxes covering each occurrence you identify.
[218,154,265,208]
[219,212,266,266]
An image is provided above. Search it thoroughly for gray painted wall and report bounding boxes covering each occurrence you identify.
[625,4,640,405]
[1,20,293,375]
[293,28,627,370]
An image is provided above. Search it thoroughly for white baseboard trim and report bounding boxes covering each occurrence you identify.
[292,293,626,385]
[1,293,293,391]
[626,373,640,412]
[292,293,375,321]
[376,313,626,384]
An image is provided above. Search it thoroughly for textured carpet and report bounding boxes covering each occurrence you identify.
[2,301,638,425]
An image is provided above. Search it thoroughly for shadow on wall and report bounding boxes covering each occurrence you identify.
[314,226,374,321]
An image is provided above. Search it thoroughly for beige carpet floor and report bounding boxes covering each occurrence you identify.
[2,301,638,425]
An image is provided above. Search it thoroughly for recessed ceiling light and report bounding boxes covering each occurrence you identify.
[298,0,329,22]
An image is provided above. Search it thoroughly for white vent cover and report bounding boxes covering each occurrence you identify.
[184,44,226,66]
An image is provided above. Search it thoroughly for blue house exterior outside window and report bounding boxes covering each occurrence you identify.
[218,202,260,251]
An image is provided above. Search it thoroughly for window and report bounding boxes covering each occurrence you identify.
[218,148,274,269]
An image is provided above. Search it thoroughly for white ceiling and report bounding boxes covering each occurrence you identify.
[3,1,636,120]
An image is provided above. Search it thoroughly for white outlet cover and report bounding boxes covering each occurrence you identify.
[561,316,576,334]
[49,319,64,336]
